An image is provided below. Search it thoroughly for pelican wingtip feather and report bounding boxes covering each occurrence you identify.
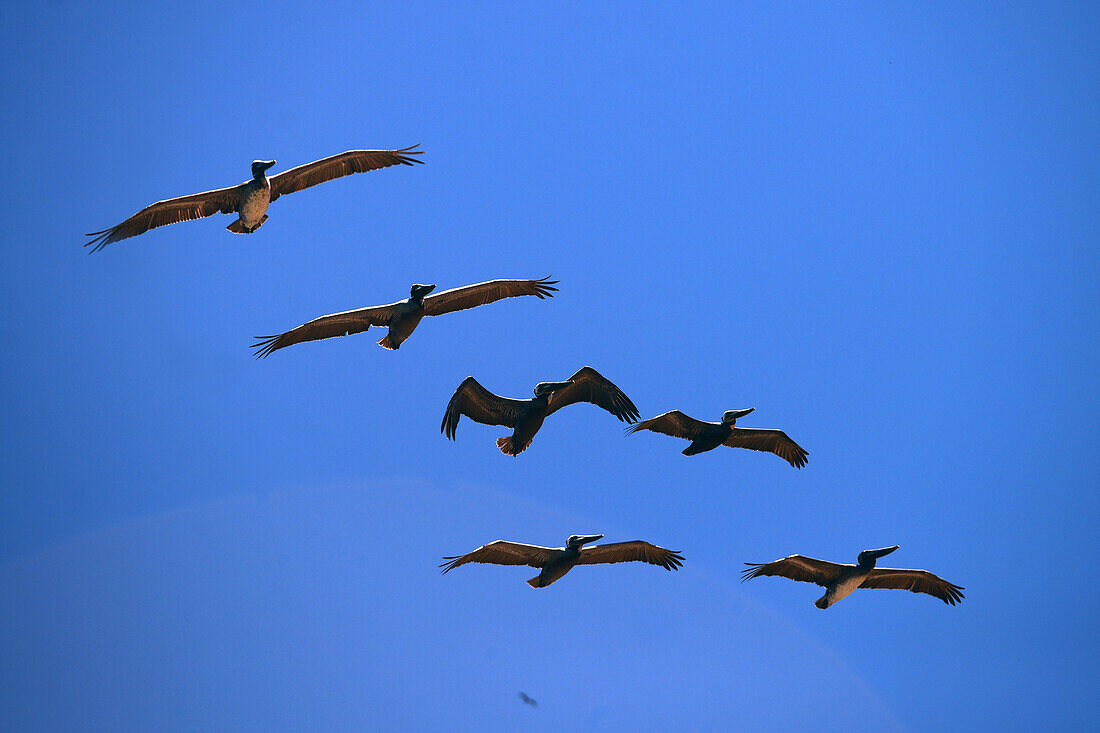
[741,562,766,582]
[250,335,281,359]
[532,275,560,298]
[84,228,115,253]
[393,143,426,164]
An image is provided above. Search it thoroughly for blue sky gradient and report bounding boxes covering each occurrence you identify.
[1,2,1097,730]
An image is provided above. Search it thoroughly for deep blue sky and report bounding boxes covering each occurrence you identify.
[1,2,1097,730]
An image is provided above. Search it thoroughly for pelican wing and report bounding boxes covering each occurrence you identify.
[85,184,243,252]
[861,568,965,605]
[575,541,684,570]
[724,427,808,468]
[268,146,424,201]
[625,410,713,440]
[423,277,559,317]
[441,376,526,439]
[440,540,557,573]
[741,555,847,586]
[251,301,404,358]
[545,366,640,422]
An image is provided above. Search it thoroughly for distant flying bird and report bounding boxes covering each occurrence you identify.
[441,366,640,455]
[85,146,423,251]
[252,277,558,356]
[626,407,807,468]
[742,546,964,608]
[441,534,684,588]
[518,692,537,708]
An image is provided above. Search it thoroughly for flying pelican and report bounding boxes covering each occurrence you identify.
[252,277,558,356]
[85,146,423,251]
[441,366,640,455]
[518,693,537,708]
[626,408,807,468]
[741,546,964,608]
[441,534,683,587]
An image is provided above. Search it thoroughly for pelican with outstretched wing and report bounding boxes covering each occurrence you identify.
[441,366,640,455]
[252,277,558,356]
[441,534,684,587]
[742,546,964,608]
[85,146,423,251]
[627,408,807,468]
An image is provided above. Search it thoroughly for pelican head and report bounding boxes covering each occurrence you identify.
[251,160,277,177]
[857,545,900,566]
[565,534,604,549]
[721,408,756,425]
[534,380,573,397]
[410,283,437,299]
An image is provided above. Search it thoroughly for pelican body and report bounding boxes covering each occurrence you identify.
[233,160,276,233]
[441,367,640,455]
[441,534,684,588]
[627,407,808,468]
[815,546,900,608]
[503,381,573,457]
[85,146,423,252]
[742,546,964,608]
[682,408,757,455]
[252,278,557,356]
[528,534,603,587]
[379,284,432,349]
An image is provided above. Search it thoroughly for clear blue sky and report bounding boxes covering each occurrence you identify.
[1,2,1097,730]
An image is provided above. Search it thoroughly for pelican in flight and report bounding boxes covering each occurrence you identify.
[252,277,558,356]
[742,546,964,608]
[626,408,807,468]
[441,534,683,588]
[441,366,640,455]
[85,146,423,251]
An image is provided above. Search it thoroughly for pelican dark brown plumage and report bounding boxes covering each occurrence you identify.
[626,407,808,468]
[742,546,964,608]
[441,534,683,587]
[441,366,640,455]
[85,146,423,251]
[252,277,558,357]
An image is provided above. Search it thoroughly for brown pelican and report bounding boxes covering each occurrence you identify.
[441,366,640,455]
[441,534,683,587]
[742,546,964,608]
[252,277,558,356]
[85,146,423,251]
[626,408,807,468]
[518,693,537,708]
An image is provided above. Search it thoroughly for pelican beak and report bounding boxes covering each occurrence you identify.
[535,380,575,397]
[263,160,277,170]
[722,407,755,424]
[577,534,604,545]
[541,380,573,393]
[866,545,900,559]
